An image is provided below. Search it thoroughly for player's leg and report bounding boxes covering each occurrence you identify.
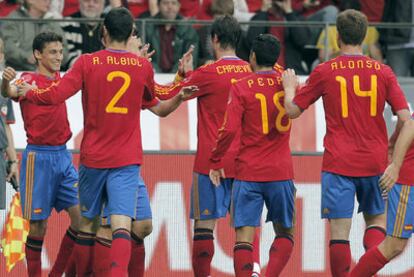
[73,165,107,277]
[50,151,81,277]
[354,175,386,254]
[190,173,232,277]
[129,176,153,277]
[19,147,55,277]
[62,205,81,277]
[130,219,152,276]
[94,224,112,277]
[264,180,295,277]
[26,220,47,277]
[232,180,264,277]
[350,183,414,276]
[321,172,356,277]
[106,165,140,276]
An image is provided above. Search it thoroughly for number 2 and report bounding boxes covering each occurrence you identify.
[106,71,131,114]
[335,74,378,118]
[255,91,291,134]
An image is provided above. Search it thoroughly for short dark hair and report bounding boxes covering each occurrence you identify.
[336,9,368,46]
[251,34,280,67]
[32,32,63,53]
[104,7,134,43]
[211,15,241,50]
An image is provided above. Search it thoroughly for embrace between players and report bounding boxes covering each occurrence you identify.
[1,6,414,277]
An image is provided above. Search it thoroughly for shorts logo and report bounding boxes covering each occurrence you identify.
[323,208,330,214]
[202,209,211,215]
[404,224,413,231]
[33,208,42,214]
[73,183,78,188]
[81,205,88,212]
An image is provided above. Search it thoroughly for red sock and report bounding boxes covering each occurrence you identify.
[266,235,294,277]
[64,254,77,277]
[93,237,112,277]
[129,233,145,277]
[74,231,95,277]
[25,236,43,277]
[252,230,261,275]
[350,246,388,277]
[234,242,253,277]
[192,228,214,277]
[49,227,78,276]
[329,240,351,277]
[363,226,386,251]
[111,228,131,277]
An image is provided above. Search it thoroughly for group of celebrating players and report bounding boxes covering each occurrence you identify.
[1,5,414,277]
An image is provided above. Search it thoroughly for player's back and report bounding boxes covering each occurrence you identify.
[234,70,293,182]
[191,57,252,176]
[78,49,155,168]
[18,72,72,146]
[298,55,407,176]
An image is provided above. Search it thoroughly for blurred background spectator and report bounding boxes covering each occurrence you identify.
[246,0,311,74]
[0,38,5,71]
[145,0,199,73]
[316,0,383,64]
[197,0,234,65]
[0,0,20,17]
[61,0,105,69]
[0,0,67,71]
[381,0,414,77]
[106,0,158,18]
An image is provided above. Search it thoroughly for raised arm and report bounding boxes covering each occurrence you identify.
[282,69,302,118]
[20,56,84,105]
[1,67,19,98]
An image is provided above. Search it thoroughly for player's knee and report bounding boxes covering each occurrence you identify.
[96,225,113,240]
[391,241,407,257]
[29,220,47,237]
[133,221,153,239]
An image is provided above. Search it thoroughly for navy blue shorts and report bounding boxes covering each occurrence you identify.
[232,179,296,228]
[190,173,233,220]
[20,145,78,220]
[321,172,385,219]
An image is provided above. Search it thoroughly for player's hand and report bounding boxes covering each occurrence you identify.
[6,162,19,191]
[379,163,400,194]
[179,85,198,100]
[17,81,37,97]
[282,69,299,91]
[2,67,17,83]
[139,43,155,61]
[209,168,225,187]
[178,45,194,76]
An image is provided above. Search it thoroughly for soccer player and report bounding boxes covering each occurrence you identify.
[154,15,259,277]
[18,7,197,277]
[1,32,81,277]
[282,9,410,277]
[349,117,414,276]
[209,34,295,277]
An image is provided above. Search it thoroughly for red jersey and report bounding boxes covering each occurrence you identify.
[16,72,72,146]
[25,49,159,168]
[210,70,293,181]
[294,55,408,177]
[156,57,252,177]
[397,113,414,186]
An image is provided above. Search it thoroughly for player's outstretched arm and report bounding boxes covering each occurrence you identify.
[1,67,19,98]
[148,86,199,117]
[282,69,302,118]
[380,118,414,192]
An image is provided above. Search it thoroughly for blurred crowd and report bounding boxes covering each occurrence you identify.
[0,0,412,76]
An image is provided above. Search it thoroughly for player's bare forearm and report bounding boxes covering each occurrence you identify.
[389,109,412,153]
[149,86,198,117]
[381,119,414,192]
[1,67,18,98]
[282,69,302,118]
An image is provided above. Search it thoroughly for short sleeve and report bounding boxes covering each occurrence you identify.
[293,66,325,111]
